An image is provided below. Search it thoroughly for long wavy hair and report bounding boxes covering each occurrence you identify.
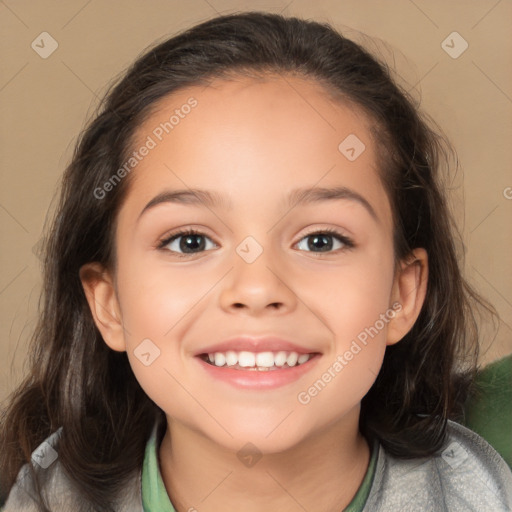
[0,11,495,511]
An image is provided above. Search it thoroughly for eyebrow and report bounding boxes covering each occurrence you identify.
[137,186,378,223]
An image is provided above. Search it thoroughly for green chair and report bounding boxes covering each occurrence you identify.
[462,353,512,469]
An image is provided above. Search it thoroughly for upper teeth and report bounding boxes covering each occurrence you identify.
[206,351,311,368]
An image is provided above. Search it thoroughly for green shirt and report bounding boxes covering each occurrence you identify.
[141,428,378,512]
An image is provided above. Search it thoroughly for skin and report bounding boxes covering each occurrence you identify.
[81,73,428,512]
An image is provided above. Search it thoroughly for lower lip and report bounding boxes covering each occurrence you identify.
[195,355,321,390]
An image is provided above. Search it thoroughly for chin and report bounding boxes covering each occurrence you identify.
[204,412,316,455]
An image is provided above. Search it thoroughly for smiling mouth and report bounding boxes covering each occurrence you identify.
[198,350,320,371]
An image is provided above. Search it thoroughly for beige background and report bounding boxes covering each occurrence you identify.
[1,0,511,404]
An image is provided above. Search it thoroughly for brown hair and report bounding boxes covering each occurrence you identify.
[0,11,494,511]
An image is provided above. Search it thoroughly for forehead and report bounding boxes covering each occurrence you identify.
[135,73,370,149]
[124,73,392,230]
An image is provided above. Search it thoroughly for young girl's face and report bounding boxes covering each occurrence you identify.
[84,74,426,453]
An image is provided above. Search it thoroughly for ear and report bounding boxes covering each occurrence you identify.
[386,248,428,346]
[79,262,126,352]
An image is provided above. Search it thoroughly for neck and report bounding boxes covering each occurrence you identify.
[158,408,370,512]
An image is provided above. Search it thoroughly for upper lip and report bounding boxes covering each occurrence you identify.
[194,336,321,356]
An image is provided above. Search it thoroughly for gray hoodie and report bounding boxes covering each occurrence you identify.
[2,420,512,511]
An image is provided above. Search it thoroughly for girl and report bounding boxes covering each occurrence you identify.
[1,11,511,512]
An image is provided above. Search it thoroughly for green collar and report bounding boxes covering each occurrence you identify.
[343,439,378,511]
[141,423,176,512]
[141,425,377,512]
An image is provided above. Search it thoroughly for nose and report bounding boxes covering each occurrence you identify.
[218,241,298,316]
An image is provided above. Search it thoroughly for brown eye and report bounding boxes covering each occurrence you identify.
[296,229,353,253]
[159,229,217,257]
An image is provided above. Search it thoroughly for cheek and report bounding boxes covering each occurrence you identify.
[312,240,395,337]
[300,240,394,395]
[115,252,206,343]
[297,261,393,416]
[114,255,212,413]
[126,355,206,437]
[118,270,197,419]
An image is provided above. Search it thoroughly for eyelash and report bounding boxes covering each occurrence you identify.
[157,227,355,258]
